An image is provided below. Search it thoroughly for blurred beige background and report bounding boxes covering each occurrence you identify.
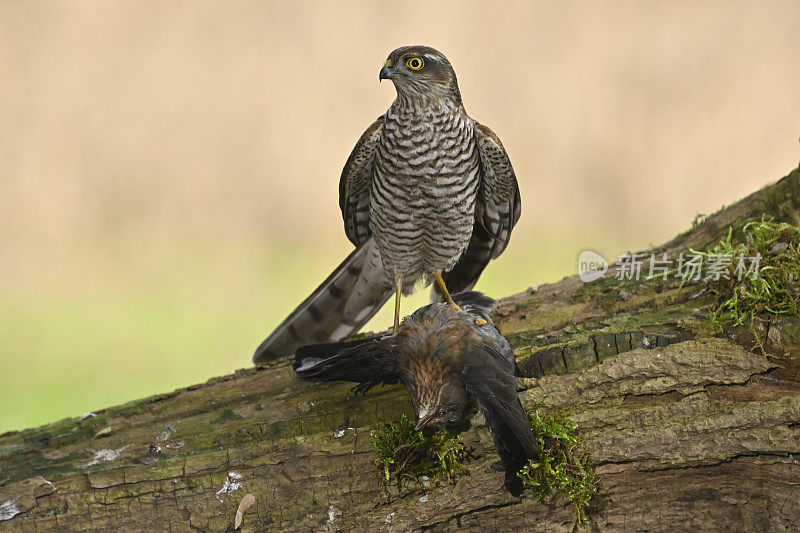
[1,0,799,432]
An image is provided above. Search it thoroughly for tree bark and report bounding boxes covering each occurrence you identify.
[1,167,799,532]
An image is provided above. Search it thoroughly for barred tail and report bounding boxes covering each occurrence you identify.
[253,238,392,364]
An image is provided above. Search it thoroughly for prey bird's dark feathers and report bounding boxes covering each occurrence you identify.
[294,291,538,495]
[294,335,400,393]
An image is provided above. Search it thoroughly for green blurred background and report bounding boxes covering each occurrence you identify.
[2,1,799,433]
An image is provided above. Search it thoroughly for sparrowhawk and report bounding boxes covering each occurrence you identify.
[293,291,538,495]
[253,45,521,363]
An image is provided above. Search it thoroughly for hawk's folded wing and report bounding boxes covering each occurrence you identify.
[339,116,384,246]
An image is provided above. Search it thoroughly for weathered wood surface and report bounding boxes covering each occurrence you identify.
[1,167,799,532]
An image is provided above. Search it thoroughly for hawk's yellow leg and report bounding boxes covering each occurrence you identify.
[393,281,402,335]
[435,271,462,311]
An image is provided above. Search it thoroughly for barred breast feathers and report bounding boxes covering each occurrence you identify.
[370,99,481,290]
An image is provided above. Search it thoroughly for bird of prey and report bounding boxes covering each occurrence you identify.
[253,45,521,363]
[293,292,538,495]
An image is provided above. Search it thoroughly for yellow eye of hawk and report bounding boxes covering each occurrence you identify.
[406,57,424,70]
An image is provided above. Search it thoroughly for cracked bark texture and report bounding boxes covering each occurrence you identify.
[1,167,799,532]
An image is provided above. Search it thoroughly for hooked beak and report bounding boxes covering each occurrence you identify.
[379,61,395,81]
[415,414,434,431]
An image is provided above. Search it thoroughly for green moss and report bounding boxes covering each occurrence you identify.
[758,166,800,226]
[370,414,465,490]
[683,220,800,341]
[213,408,242,423]
[512,297,541,314]
[518,408,596,531]
[570,274,623,308]
[571,269,688,314]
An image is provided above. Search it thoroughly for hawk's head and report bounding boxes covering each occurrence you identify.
[379,45,461,104]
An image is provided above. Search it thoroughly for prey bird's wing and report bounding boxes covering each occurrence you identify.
[339,116,384,246]
[437,123,521,296]
[460,337,537,496]
[294,335,399,387]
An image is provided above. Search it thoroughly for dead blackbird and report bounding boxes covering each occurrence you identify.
[293,291,538,495]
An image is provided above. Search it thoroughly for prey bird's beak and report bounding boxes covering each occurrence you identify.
[379,61,394,81]
[415,415,433,431]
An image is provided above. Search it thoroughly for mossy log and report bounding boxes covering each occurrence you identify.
[2,167,799,532]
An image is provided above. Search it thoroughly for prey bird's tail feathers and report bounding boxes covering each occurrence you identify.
[253,237,392,364]
[461,342,538,496]
[294,336,399,388]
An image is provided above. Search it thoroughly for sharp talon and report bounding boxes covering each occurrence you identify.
[475,317,487,326]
